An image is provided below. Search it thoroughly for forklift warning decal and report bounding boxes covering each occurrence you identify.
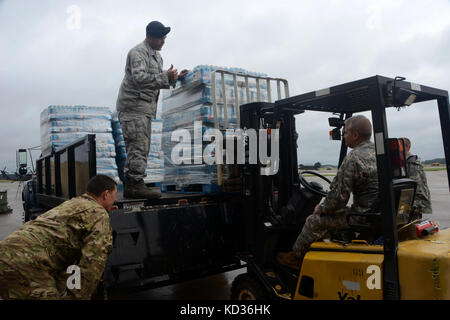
[342,280,360,291]
[315,88,330,97]
[410,83,422,91]
[338,265,381,299]
[375,132,385,155]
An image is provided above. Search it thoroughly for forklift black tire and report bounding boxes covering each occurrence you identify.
[231,273,268,300]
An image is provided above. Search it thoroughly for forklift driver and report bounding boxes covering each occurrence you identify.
[276,115,380,270]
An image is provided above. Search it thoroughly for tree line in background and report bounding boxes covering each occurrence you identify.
[422,158,445,165]
[299,158,446,171]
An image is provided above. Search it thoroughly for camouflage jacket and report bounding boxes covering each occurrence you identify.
[116,39,176,117]
[407,154,432,214]
[0,193,112,300]
[318,140,380,215]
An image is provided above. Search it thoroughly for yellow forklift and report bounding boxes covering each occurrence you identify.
[231,75,450,300]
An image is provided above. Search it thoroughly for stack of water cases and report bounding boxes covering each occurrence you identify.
[161,65,269,194]
[111,112,126,183]
[145,119,164,184]
[40,105,120,184]
[111,112,164,185]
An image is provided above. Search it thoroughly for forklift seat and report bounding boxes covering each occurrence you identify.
[331,211,382,243]
[331,178,417,244]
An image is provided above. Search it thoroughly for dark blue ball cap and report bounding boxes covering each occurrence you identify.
[146,21,171,38]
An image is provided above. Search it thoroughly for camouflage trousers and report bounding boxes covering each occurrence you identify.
[118,111,152,184]
[0,259,63,300]
[292,209,350,259]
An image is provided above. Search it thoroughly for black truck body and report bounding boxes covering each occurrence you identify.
[22,134,245,292]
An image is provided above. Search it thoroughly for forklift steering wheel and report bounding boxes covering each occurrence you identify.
[299,170,332,197]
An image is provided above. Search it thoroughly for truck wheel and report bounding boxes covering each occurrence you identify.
[231,273,268,300]
[24,208,44,223]
[23,204,31,223]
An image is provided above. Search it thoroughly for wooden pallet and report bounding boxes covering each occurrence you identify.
[160,183,223,194]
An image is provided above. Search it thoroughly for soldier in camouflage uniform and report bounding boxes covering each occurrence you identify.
[402,137,432,215]
[116,21,187,199]
[0,175,116,300]
[277,115,380,270]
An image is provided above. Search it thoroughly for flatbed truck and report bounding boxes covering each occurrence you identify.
[22,73,450,300]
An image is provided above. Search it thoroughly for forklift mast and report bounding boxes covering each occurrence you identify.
[241,75,450,300]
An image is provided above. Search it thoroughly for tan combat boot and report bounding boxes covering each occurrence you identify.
[124,180,161,200]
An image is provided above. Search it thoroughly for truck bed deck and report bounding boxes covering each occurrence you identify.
[117,190,207,208]
[36,186,233,210]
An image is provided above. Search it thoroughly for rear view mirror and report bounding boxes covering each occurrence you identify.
[328,117,345,127]
[329,117,345,141]
[330,128,342,140]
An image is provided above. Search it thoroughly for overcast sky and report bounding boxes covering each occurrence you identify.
[0,0,449,172]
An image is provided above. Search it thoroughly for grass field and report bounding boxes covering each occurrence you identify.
[423,166,447,171]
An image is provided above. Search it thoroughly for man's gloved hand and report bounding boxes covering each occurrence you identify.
[167,64,178,82]
[178,69,188,80]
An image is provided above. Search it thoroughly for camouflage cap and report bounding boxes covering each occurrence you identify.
[146,21,171,38]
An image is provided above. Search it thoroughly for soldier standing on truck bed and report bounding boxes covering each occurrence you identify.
[116,20,188,199]
[0,175,116,300]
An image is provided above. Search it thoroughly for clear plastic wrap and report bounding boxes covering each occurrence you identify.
[162,65,269,117]
[40,105,112,122]
[144,119,164,183]
[161,103,239,130]
[40,105,120,184]
[161,65,262,191]
[111,111,127,182]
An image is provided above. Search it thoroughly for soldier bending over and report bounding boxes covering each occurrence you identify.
[0,175,116,300]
